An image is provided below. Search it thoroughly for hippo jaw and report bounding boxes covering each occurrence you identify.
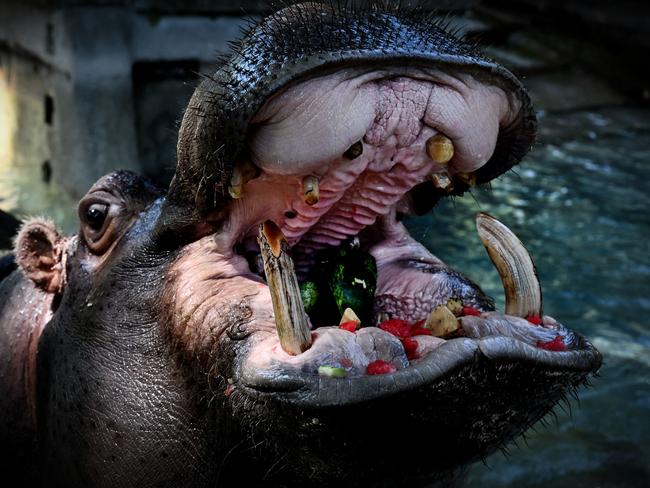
[153,3,600,486]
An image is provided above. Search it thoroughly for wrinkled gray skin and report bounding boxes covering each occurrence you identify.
[0,3,601,488]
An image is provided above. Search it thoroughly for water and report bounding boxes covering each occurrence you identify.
[405,107,650,487]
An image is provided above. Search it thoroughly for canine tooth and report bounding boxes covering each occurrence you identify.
[339,307,361,328]
[302,175,320,205]
[475,212,543,318]
[424,305,460,337]
[258,220,312,355]
[430,173,454,192]
[377,312,389,324]
[426,135,454,164]
[228,161,258,199]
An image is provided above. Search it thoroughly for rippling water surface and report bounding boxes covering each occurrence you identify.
[405,107,650,487]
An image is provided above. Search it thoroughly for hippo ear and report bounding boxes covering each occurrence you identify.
[14,219,66,294]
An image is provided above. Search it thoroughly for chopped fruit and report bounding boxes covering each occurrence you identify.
[328,247,377,320]
[446,298,463,316]
[537,336,566,351]
[299,281,319,313]
[462,306,482,317]
[340,307,361,328]
[526,315,542,325]
[340,358,353,368]
[411,326,433,336]
[424,305,460,337]
[401,337,419,360]
[318,365,347,378]
[366,360,397,375]
[339,321,358,332]
[379,319,412,338]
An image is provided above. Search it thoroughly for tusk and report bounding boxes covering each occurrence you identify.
[475,212,542,318]
[258,220,312,355]
[228,161,259,199]
[426,135,454,165]
[302,175,320,205]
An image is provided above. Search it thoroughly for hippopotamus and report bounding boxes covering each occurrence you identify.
[0,3,601,487]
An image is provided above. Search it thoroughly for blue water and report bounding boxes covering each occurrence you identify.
[406,107,650,487]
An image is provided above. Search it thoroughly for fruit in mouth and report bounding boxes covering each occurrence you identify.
[250,210,567,379]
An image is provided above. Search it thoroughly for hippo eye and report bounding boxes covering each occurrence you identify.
[85,203,108,231]
[78,196,120,255]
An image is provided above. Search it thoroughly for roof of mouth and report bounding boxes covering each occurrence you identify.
[169,2,536,219]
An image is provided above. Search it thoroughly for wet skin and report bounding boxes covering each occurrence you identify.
[0,4,601,488]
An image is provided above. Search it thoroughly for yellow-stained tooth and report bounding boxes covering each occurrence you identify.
[426,135,454,164]
[303,175,320,205]
[228,161,258,199]
[430,173,454,192]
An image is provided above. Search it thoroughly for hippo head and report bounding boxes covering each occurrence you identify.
[19,3,601,487]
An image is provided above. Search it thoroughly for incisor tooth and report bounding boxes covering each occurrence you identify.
[426,135,454,164]
[424,305,460,337]
[339,307,361,328]
[302,175,319,205]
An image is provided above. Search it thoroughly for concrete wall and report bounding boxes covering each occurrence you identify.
[0,2,250,231]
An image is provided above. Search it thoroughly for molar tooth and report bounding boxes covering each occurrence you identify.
[430,173,454,192]
[475,212,543,318]
[424,305,460,337]
[258,220,312,355]
[340,307,361,328]
[228,161,258,199]
[426,135,454,165]
[302,175,320,205]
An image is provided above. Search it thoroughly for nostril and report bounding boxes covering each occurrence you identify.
[284,210,297,219]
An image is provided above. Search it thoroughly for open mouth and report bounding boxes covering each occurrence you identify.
[184,67,601,403]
